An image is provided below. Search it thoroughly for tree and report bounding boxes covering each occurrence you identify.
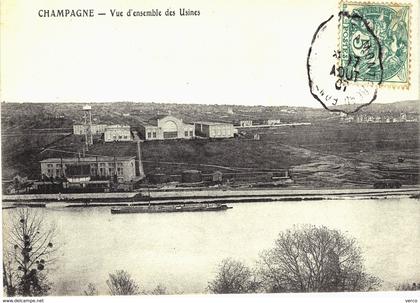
[106,270,140,295]
[149,284,168,295]
[3,208,57,297]
[83,283,99,296]
[257,225,381,293]
[208,258,260,294]
[396,282,419,291]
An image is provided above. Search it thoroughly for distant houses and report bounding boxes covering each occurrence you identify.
[341,112,419,123]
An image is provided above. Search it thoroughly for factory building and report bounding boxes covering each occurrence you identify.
[73,124,107,135]
[40,156,137,183]
[74,123,132,142]
[104,125,132,142]
[139,115,195,140]
[194,121,236,138]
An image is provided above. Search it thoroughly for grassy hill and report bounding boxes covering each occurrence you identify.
[2,101,419,186]
[2,122,419,188]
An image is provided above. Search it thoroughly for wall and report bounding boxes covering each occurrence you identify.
[73,124,107,135]
[104,127,132,142]
[141,116,195,140]
[41,158,136,182]
[195,123,234,138]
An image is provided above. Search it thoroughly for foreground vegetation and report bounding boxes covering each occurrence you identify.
[4,209,418,296]
[3,209,57,296]
[208,225,381,294]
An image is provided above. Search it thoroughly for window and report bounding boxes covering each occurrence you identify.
[189,131,193,137]
[56,169,61,176]
[147,132,151,138]
[119,135,122,139]
[117,167,124,176]
[163,131,177,139]
[124,135,128,139]
[153,132,156,138]
[47,164,53,168]
[113,135,117,140]
[185,131,188,137]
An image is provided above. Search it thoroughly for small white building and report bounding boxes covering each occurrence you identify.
[266,119,281,125]
[73,124,107,135]
[195,122,235,138]
[104,125,132,142]
[239,120,253,127]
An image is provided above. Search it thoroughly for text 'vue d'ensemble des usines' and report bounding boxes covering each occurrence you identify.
[38,8,201,18]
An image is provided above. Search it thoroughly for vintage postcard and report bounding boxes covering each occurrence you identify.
[1,1,419,303]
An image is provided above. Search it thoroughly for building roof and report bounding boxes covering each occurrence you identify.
[146,114,175,126]
[73,123,108,127]
[194,121,233,126]
[40,156,135,163]
[105,124,130,130]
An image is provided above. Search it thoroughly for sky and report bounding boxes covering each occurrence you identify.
[1,0,419,107]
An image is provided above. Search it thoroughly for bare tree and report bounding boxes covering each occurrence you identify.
[149,284,168,295]
[396,282,419,291]
[257,225,381,293]
[83,283,99,296]
[208,258,261,294]
[106,270,140,295]
[3,208,57,297]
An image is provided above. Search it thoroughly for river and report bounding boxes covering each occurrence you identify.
[2,197,420,295]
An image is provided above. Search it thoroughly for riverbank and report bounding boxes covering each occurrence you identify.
[2,186,419,208]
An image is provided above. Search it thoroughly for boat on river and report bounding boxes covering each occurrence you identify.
[110,203,232,214]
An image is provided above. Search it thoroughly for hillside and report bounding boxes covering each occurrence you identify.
[2,121,419,188]
[2,100,418,131]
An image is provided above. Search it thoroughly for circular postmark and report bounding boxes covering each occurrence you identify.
[307,11,383,114]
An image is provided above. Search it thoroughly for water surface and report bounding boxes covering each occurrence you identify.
[3,198,420,295]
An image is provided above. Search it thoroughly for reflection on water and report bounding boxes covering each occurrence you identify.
[2,198,420,295]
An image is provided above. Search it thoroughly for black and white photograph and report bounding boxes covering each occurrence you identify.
[1,1,419,302]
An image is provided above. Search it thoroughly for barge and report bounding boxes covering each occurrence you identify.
[110,203,232,214]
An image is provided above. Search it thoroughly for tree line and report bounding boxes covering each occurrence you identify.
[208,225,382,293]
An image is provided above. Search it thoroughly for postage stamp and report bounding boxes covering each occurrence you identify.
[340,2,411,88]
[307,11,383,114]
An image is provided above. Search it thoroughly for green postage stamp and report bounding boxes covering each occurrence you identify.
[340,2,411,88]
